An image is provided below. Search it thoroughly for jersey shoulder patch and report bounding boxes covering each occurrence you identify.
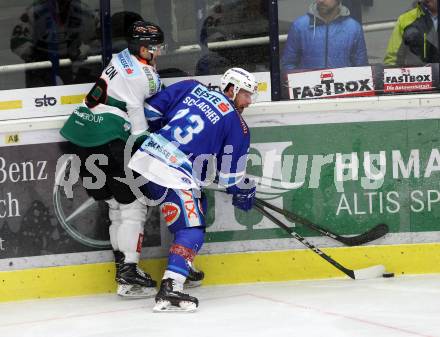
[115,49,140,78]
[142,65,161,95]
[190,84,234,116]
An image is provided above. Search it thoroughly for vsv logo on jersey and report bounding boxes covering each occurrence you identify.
[161,202,181,226]
[191,84,234,115]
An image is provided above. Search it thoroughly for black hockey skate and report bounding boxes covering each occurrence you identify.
[113,250,124,282]
[184,264,205,288]
[114,250,155,286]
[117,262,157,299]
[153,278,199,312]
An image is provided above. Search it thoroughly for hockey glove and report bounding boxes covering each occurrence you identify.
[226,178,256,212]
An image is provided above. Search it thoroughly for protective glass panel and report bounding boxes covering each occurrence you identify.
[1,0,102,90]
[111,0,270,79]
[278,0,439,100]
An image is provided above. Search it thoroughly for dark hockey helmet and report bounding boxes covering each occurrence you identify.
[128,20,164,54]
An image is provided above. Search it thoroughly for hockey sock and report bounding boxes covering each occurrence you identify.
[166,227,204,278]
[117,199,148,263]
[163,270,186,290]
[107,198,121,251]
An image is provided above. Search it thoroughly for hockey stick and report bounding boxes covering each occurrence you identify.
[254,198,388,246]
[253,203,386,280]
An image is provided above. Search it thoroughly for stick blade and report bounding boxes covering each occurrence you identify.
[342,223,389,246]
[353,265,386,280]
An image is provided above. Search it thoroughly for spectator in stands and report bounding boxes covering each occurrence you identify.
[384,0,439,66]
[10,0,100,87]
[196,0,268,75]
[280,0,368,72]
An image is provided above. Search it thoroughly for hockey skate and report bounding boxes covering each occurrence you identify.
[153,278,198,313]
[113,250,124,282]
[114,251,151,278]
[117,262,157,299]
[184,263,204,289]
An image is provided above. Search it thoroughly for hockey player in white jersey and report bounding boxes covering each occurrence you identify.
[129,68,258,311]
[60,20,164,298]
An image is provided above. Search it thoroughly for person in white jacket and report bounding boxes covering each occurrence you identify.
[60,20,164,298]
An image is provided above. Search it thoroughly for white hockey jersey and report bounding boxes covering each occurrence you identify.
[61,48,161,147]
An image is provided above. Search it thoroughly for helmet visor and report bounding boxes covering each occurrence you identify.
[147,43,167,55]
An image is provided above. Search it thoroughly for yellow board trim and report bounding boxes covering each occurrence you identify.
[61,94,86,105]
[0,100,22,110]
[1,243,440,302]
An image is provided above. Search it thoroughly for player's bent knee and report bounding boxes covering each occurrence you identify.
[174,227,205,253]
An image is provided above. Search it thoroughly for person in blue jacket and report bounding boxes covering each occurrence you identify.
[128,68,258,312]
[281,0,368,72]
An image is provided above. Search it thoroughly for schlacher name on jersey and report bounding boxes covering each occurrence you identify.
[287,66,376,100]
[384,67,432,93]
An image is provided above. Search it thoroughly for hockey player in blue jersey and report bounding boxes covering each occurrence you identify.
[128,68,258,312]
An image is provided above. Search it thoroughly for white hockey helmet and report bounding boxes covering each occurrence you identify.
[220,68,258,102]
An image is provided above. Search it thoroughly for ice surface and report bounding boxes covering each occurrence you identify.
[0,275,439,337]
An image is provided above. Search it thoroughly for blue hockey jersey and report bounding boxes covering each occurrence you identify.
[128,80,250,189]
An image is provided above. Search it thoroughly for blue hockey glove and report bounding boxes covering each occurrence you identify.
[226,178,256,212]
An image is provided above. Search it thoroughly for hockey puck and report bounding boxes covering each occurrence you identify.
[382,273,395,278]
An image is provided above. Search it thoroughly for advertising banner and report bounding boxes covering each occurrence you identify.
[0,73,271,121]
[287,66,376,100]
[0,83,90,121]
[383,67,433,93]
[204,117,440,244]
[0,139,161,261]
[2,103,440,267]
